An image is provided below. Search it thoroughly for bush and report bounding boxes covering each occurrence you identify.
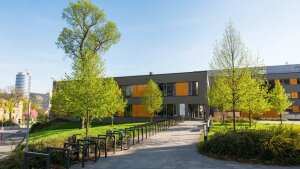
[212,117,249,123]
[0,119,18,126]
[30,119,68,134]
[255,117,288,121]
[199,126,300,165]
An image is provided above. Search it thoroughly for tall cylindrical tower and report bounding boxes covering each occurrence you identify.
[15,70,31,98]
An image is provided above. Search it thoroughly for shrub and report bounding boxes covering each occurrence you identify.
[30,119,69,134]
[199,126,300,165]
[0,119,18,126]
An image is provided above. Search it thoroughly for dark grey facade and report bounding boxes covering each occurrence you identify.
[114,71,210,120]
[266,65,300,119]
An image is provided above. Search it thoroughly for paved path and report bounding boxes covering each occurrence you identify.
[0,129,26,160]
[72,121,298,169]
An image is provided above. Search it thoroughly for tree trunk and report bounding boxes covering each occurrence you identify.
[111,116,114,126]
[9,112,12,121]
[222,111,225,124]
[233,108,236,131]
[280,113,283,125]
[249,111,252,127]
[85,112,90,138]
[80,116,85,129]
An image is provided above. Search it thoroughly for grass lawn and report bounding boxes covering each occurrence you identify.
[28,121,144,146]
[208,121,300,139]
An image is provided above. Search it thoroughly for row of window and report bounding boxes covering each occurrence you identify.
[287,106,300,113]
[270,78,300,85]
[120,81,199,97]
[122,104,177,117]
[286,92,300,99]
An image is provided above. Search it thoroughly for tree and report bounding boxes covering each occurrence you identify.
[238,73,270,127]
[56,0,120,61]
[2,86,23,121]
[55,0,121,129]
[141,80,163,122]
[209,21,264,131]
[269,83,292,124]
[104,78,127,126]
[208,77,231,124]
[60,51,109,136]
[0,90,4,126]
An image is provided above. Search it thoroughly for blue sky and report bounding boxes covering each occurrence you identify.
[1,0,300,93]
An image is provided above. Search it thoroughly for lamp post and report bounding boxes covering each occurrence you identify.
[203,124,207,142]
[25,74,31,152]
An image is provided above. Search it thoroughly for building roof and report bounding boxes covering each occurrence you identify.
[266,64,300,74]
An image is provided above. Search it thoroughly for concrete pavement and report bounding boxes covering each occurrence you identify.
[0,129,26,160]
[71,121,298,169]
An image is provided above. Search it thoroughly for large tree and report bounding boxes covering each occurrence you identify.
[55,0,121,129]
[2,86,23,121]
[141,79,163,122]
[58,51,112,136]
[209,21,264,131]
[56,0,120,61]
[269,83,292,124]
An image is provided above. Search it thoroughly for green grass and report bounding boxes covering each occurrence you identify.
[208,121,300,139]
[28,121,144,145]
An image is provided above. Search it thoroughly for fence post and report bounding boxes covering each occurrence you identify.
[137,126,140,143]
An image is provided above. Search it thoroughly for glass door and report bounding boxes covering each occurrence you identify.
[190,104,204,120]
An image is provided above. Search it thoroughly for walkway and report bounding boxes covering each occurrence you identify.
[0,129,26,160]
[72,121,298,169]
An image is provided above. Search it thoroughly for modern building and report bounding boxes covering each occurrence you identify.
[15,70,31,98]
[265,64,300,120]
[114,71,210,120]
[51,64,300,120]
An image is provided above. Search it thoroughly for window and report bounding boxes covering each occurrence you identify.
[280,79,290,85]
[166,83,175,96]
[188,81,199,95]
[290,78,297,85]
[166,104,177,117]
[125,85,132,97]
[158,83,166,96]
[124,104,132,117]
[291,92,299,99]
[292,106,300,113]
[120,85,133,97]
[156,104,177,117]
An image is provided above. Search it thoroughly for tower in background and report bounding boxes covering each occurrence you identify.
[15,70,31,98]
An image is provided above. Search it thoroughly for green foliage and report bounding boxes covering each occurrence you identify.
[208,76,231,112]
[1,86,24,120]
[209,22,264,130]
[104,78,127,125]
[199,126,300,165]
[269,83,292,124]
[0,119,18,126]
[141,79,163,120]
[54,0,121,135]
[56,0,120,60]
[209,21,265,131]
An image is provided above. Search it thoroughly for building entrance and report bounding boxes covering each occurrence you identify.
[189,104,205,120]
